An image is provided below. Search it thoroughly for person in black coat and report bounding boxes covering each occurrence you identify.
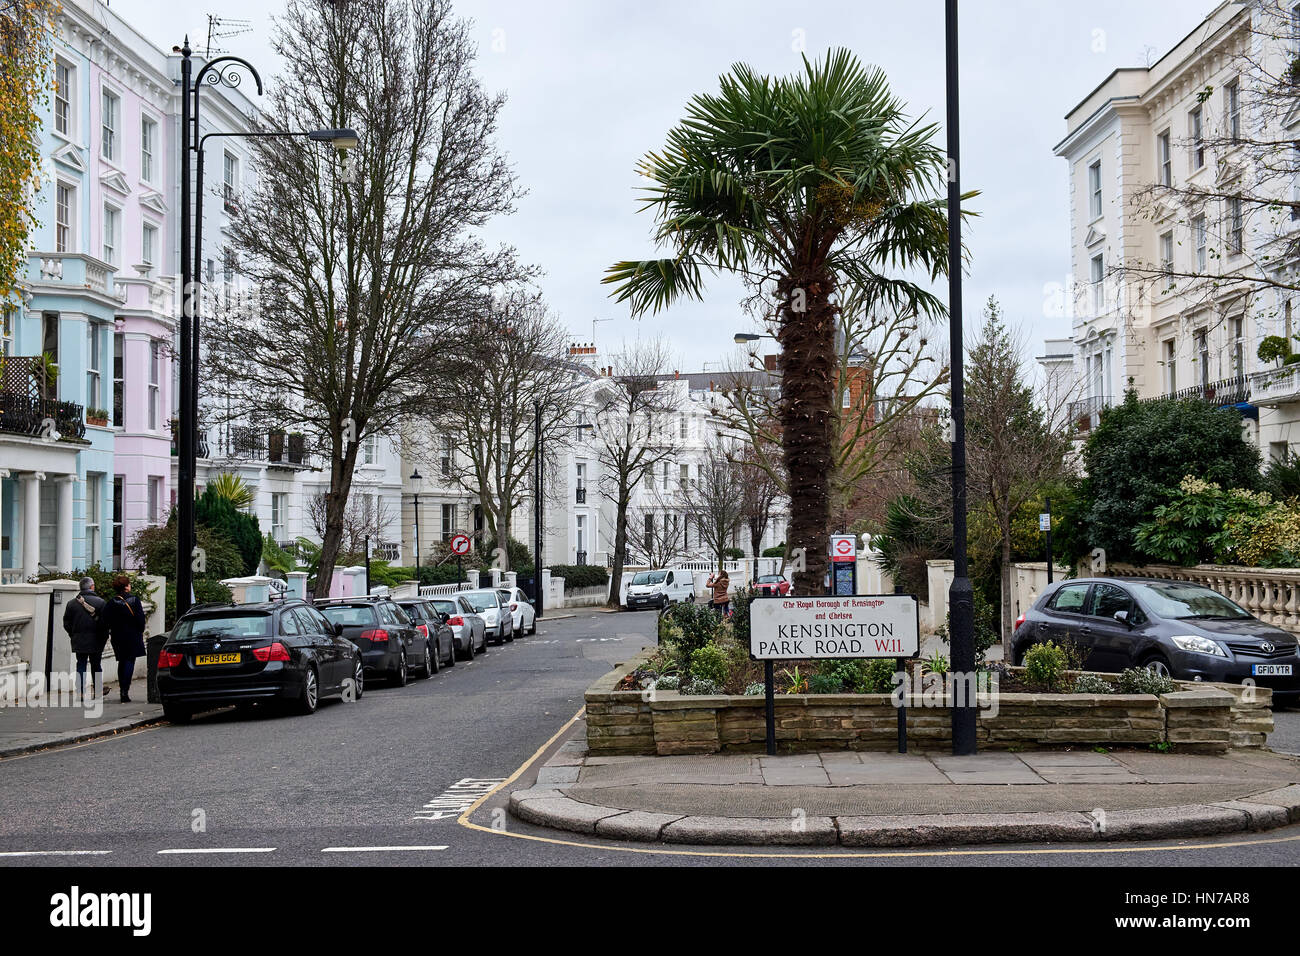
[104,575,147,703]
[63,576,108,698]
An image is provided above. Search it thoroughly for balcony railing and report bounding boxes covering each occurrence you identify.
[1156,375,1250,406]
[575,486,586,504]
[575,550,588,566]
[0,389,86,441]
[1249,365,1300,407]
[1068,394,1112,433]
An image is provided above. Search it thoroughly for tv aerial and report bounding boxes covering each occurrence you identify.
[203,15,253,58]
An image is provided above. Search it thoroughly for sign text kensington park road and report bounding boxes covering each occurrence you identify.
[749,594,920,660]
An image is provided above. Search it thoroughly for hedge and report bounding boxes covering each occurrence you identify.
[549,564,609,589]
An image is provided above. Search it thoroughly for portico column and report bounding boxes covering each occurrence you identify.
[0,469,7,576]
[56,475,75,573]
[21,472,42,581]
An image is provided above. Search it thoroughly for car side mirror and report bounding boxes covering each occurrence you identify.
[334,623,344,637]
[1113,610,1130,627]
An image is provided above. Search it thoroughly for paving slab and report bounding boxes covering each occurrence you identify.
[536,766,581,785]
[761,766,831,786]
[941,768,1047,785]
[1019,751,1122,768]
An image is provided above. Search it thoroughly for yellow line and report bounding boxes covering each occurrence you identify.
[458,707,1300,860]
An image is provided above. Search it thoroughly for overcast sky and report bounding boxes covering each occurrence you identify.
[113,0,1210,372]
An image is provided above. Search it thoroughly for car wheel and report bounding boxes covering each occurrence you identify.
[477,630,487,654]
[445,638,456,667]
[296,666,320,715]
[505,622,514,643]
[528,618,536,635]
[464,635,475,660]
[424,641,438,677]
[350,657,365,700]
[163,703,191,724]
[392,649,409,687]
[1143,654,1174,680]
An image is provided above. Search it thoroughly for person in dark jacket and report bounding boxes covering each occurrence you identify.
[63,576,108,698]
[104,575,146,703]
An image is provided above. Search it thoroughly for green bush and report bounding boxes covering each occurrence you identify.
[680,678,720,696]
[656,675,680,691]
[195,486,262,575]
[743,682,765,695]
[729,586,755,647]
[163,579,234,630]
[1117,667,1176,695]
[808,673,843,694]
[1023,641,1068,692]
[688,644,729,686]
[1133,476,1273,566]
[722,547,744,560]
[551,564,610,590]
[129,522,244,581]
[761,544,786,558]
[818,658,897,694]
[1073,673,1114,694]
[661,601,719,663]
[29,565,158,613]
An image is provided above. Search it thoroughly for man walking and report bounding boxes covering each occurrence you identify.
[64,576,108,699]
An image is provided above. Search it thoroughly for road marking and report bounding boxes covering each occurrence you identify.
[0,849,111,857]
[458,707,1300,860]
[321,845,448,853]
[157,847,276,855]
[414,777,505,820]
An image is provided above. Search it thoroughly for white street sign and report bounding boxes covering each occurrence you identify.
[1039,513,1051,532]
[749,594,919,660]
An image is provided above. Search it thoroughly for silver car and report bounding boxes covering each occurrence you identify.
[430,595,488,660]
[459,588,514,644]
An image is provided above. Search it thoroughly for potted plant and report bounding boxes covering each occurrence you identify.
[268,427,285,462]
[87,407,109,427]
[287,430,305,464]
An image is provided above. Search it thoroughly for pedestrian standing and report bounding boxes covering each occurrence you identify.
[63,576,108,699]
[706,568,731,617]
[104,575,147,703]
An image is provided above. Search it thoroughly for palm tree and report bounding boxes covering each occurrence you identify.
[207,472,256,510]
[605,48,960,594]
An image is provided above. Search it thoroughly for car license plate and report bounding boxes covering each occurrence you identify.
[195,653,241,666]
[1252,664,1292,676]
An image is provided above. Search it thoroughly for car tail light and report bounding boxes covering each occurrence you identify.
[252,642,291,663]
[416,624,429,638]
[1014,613,1026,630]
[447,615,464,627]
[157,649,184,669]
[511,603,517,611]
[360,628,389,645]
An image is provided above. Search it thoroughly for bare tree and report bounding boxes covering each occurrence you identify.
[205,0,523,597]
[737,448,783,557]
[422,288,575,569]
[308,490,397,562]
[592,339,683,605]
[680,437,747,571]
[624,506,689,569]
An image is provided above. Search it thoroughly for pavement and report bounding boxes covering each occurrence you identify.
[509,730,1300,847]
[0,673,161,757]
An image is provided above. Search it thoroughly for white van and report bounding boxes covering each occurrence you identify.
[623,568,695,610]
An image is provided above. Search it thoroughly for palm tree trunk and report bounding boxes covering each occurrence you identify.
[778,269,837,596]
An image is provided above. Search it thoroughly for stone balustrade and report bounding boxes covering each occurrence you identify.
[0,612,31,670]
[1108,563,1300,633]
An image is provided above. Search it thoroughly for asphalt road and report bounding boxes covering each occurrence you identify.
[0,606,1299,869]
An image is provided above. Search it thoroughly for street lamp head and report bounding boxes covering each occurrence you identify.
[410,469,422,484]
[734,333,761,344]
[308,128,360,153]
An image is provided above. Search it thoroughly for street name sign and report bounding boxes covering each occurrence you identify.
[749,594,920,660]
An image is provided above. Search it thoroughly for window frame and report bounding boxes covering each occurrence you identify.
[1087,160,1102,220]
[100,87,120,163]
[140,115,157,183]
[55,182,74,252]
[54,60,73,138]
[1157,129,1172,187]
[1189,106,1204,170]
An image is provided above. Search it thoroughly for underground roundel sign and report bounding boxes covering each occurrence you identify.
[449,533,471,556]
[830,534,856,563]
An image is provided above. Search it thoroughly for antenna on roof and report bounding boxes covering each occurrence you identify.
[204,14,253,58]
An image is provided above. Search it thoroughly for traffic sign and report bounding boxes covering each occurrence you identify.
[1039,513,1051,532]
[449,533,471,555]
[830,534,857,563]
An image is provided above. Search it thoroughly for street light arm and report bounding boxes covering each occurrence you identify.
[190,55,264,146]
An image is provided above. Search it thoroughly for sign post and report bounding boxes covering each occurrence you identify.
[749,593,920,755]
[1041,499,1053,584]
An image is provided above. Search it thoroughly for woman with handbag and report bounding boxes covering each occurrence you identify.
[104,575,147,704]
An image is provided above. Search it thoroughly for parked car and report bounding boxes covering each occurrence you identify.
[624,568,695,610]
[459,589,514,644]
[1012,576,1300,702]
[430,594,488,660]
[753,573,791,597]
[393,598,457,673]
[497,586,537,636]
[157,600,363,723]
[316,597,425,686]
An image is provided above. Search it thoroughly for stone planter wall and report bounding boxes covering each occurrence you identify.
[585,652,1271,756]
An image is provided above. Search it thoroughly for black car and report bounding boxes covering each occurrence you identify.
[316,597,424,686]
[1013,576,1300,701]
[394,598,456,672]
[157,600,364,723]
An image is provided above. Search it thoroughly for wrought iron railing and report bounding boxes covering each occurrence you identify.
[0,388,85,440]
[1068,394,1112,433]
[575,550,588,566]
[1156,375,1250,406]
[575,486,586,504]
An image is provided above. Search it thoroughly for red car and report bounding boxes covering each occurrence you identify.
[753,574,791,596]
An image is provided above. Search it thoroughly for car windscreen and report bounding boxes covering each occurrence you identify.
[758,575,782,583]
[319,604,378,627]
[396,602,427,621]
[173,613,271,640]
[431,600,456,616]
[1130,582,1251,620]
[461,591,497,612]
[632,571,666,585]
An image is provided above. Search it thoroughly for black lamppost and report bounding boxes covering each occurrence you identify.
[410,470,423,584]
[946,0,977,755]
[173,36,357,619]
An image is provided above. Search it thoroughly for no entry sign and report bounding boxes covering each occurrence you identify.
[749,594,920,660]
[449,533,471,556]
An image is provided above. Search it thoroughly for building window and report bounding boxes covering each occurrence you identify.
[661,461,669,490]
[149,339,160,430]
[1228,197,1243,255]
[440,436,452,477]
[86,473,102,566]
[440,503,454,540]
[223,151,239,206]
[55,183,73,252]
[1195,330,1209,388]
[576,461,587,494]
[1292,145,1300,220]
[54,61,73,137]
[1160,231,1174,290]
[86,323,100,410]
[1230,316,1244,378]
[1272,441,1291,463]
[142,223,156,267]
[362,433,377,465]
[680,463,689,487]
[41,311,59,380]
[1090,254,1104,313]
[101,89,119,162]
[1189,107,1204,170]
[1157,130,1171,187]
[148,477,161,525]
[141,117,157,182]
[271,493,287,541]
[1164,339,1177,394]
[102,205,118,265]
[1088,160,1102,219]
[112,331,124,427]
[1194,215,1207,271]
[112,475,124,570]
[1,307,13,358]
[1226,79,1240,143]
[679,416,688,440]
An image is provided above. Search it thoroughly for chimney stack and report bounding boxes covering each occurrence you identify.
[764,353,778,372]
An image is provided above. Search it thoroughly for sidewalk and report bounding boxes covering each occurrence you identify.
[510,731,1300,846]
[0,673,162,758]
